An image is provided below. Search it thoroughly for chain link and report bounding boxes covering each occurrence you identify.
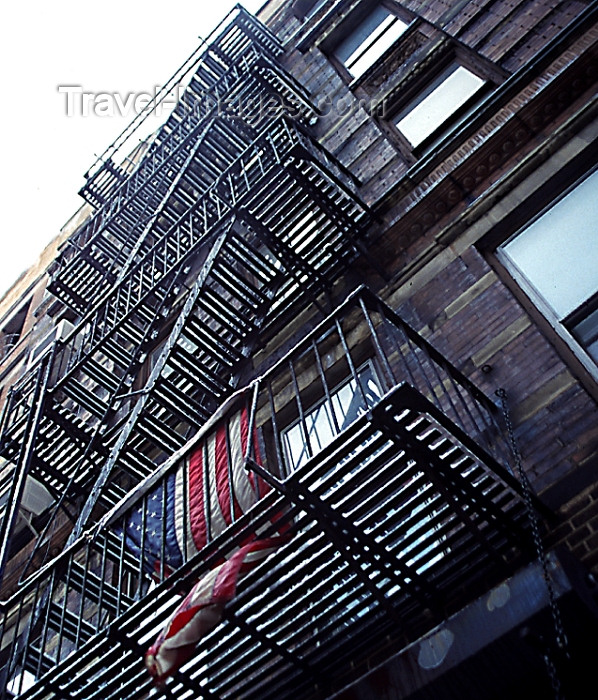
[496,388,569,699]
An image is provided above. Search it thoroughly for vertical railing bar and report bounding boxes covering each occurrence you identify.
[96,532,109,633]
[359,296,396,391]
[1,606,20,695]
[395,321,444,412]
[422,348,464,429]
[55,552,75,664]
[245,379,262,499]
[0,386,14,437]
[1,596,28,696]
[288,358,313,463]
[454,377,507,465]
[224,416,237,524]
[334,317,369,409]
[267,377,287,478]
[439,359,481,435]
[116,515,127,617]
[35,565,58,680]
[385,314,420,392]
[12,574,44,696]
[311,338,340,435]
[136,494,148,599]
[74,542,93,648]
[182,457,190,564]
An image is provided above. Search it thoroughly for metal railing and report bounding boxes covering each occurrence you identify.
[79,6,284,208]
[0,288,527,698]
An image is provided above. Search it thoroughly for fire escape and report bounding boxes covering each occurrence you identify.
[0,5,370,580]
[0,6,596,700]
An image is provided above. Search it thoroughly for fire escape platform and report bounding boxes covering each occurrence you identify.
[1,383,573,700]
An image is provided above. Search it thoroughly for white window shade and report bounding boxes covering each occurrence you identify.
[501,170,598,319]
[395,65,486,147]
[498,169,598,369]
[334,6,408,78]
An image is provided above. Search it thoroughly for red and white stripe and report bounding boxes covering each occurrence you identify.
[173,400,269,560]
[145,536,287,684]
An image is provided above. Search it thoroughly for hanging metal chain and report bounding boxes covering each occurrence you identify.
[496,388,569,699]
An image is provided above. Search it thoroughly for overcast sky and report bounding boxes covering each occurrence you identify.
[0,0,265,299]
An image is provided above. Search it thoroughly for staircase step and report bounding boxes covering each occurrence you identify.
[82,359,121,394]
[135,413,187,453]
[60,380,109,419]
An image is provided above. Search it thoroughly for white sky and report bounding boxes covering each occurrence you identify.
[0,0,265,298]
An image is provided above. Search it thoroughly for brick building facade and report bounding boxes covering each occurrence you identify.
[0,1,597,698]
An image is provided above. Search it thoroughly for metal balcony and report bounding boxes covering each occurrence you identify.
[77,6,283,210]
[0,119,371,589]
[0,289,567,700]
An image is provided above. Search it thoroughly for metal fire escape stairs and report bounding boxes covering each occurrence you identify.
[0,8,372,587]
[49,8,316,315]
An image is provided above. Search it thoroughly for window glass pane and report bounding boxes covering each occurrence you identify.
[335,6,408,78]
[501,170,598,319]
[396,66,485,147]
[282,363,381,472]
[570,306,598,363]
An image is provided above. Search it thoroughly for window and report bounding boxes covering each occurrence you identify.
[333,4,409,79]
[282,362,382,472]
[292,0,328,20]
[393,63,487,148]
[497,169,598,370]
[0,297,32,362]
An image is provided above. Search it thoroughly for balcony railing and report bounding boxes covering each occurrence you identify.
[0,116,370,525]
[0,289,536,699]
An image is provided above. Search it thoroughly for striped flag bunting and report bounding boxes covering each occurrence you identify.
[107,386,291,683]
[145,535,289,684]
[119,389,272,577]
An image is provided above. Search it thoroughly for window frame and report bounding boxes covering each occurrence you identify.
[280,359,383,473]
[383,54,493,157]
[493,167,598,382]
[325,0,414,85]
[392,62,488,150]
[292,0,329,21]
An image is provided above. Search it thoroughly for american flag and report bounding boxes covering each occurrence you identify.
[145,535,289,684]
[120,389,272,578]
[115,388,290,683]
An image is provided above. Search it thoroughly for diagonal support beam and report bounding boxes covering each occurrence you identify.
[66,224,233,544]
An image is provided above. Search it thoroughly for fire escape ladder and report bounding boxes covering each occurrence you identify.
[76,5,283,207]
[49,115,254,315]
[283,150,383,278]
[0,250,198,574]
[0,289,560,700]
[55,8,302,317]
[237,207,332,308]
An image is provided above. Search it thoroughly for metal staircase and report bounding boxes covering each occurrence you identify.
[0,290,547,700]
[50,9,316,316]
[0,8,370,591]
